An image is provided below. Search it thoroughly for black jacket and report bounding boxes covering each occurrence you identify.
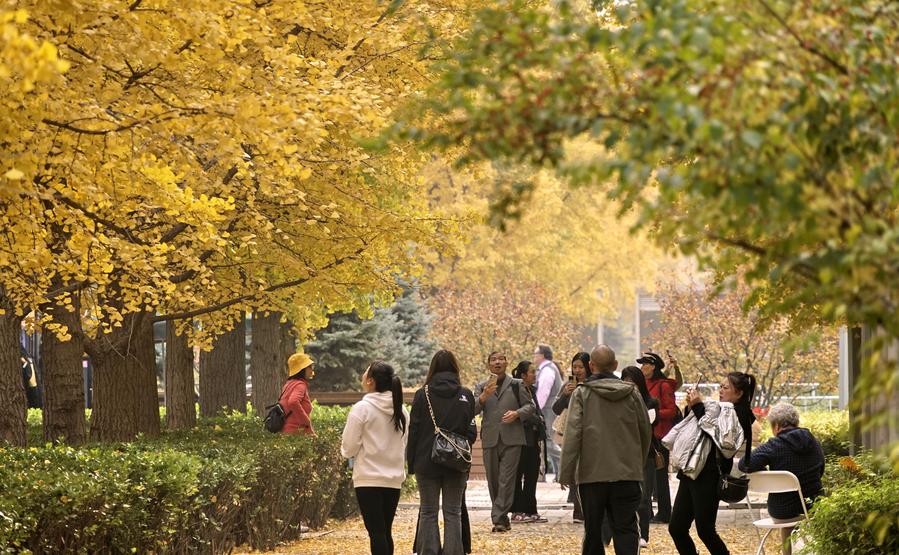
[739,427,825,519]
[407,371,477,477]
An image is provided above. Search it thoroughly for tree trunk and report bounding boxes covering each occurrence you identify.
[165,323,196,429]
[88,312,161,442]
[40,292,86,445]
[199,315,246,417]
[280,320,297,368]
[0,292,26,446]
[250,312,284,415]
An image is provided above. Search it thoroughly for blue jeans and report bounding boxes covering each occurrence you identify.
[416,473,467,555]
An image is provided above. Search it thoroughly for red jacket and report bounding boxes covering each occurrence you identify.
[646,376,678,440]
[280,378,314,435]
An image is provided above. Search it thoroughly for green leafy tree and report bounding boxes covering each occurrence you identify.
[395,0,898,456]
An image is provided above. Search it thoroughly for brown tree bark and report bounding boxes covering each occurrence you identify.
[165,323,197,429]
[280,319,297,369]
[88,311,161,442]
[40,291,86,445]
[0,291,26,446]
[199,315,246,417]
[250,312,286,415]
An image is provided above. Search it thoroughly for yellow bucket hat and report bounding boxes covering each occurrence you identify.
[287,353,314,377]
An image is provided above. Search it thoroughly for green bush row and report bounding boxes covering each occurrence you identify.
[804,454,898,554]
[758,410,850,457]
[1,405,355,554]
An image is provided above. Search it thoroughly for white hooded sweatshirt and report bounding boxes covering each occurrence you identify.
[341,391,409,489]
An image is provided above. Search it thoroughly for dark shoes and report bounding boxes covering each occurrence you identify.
[491,522,511,532]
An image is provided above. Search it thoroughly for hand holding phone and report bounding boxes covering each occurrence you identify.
[666,349,678,367]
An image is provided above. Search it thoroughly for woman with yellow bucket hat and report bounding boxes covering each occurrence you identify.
[280,353,316,435]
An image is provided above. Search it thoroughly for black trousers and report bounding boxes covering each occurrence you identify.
[668,462,730,555]
[511,444,540,515]
[356,487,401,555]
[653,445,672,520]
[579,481,641,555]
[639,456,656,541]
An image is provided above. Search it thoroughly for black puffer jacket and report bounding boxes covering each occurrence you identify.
[739,427,825,518]
[407,371,477,478]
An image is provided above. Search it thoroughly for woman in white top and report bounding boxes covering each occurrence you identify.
[341,361,409,555]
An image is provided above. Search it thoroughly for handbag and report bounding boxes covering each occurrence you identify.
[425,385,472,472]
[552,408,568,445]
[652,441,666,470]
[715,449,749,502]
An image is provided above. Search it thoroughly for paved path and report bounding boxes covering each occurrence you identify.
[402,474,767,516]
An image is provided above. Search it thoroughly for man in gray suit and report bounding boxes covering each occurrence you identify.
[474,351,536,532]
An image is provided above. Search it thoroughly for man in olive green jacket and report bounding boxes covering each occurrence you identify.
[559,345,651,555]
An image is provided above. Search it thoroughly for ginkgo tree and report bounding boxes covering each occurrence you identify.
[420,157,664,383]
[0,0,478,443]
[0,8,70,447]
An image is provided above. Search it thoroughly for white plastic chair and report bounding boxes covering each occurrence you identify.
[747,471,810,555]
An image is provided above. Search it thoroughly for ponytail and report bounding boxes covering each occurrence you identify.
[390,375,406,434]
[368,361,407,434]
[727,371,757,407]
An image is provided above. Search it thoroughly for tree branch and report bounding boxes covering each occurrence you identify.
[755,0,850,76]
[153,246,367,322]
[53,191,149,245]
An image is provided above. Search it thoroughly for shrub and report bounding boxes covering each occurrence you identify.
[804,477,899,555]
[0,445,201,553]
[0,406,353,553]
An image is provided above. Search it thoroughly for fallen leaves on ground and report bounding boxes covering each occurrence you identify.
[237,507,786,554]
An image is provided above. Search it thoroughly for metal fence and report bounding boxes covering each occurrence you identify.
[675,383,840,411]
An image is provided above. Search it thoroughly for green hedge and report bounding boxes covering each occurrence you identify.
[758,410,850,457]
[800,453,898,555]
[1,405,354,553]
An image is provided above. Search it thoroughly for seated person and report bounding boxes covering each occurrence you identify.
[739,402,825,555]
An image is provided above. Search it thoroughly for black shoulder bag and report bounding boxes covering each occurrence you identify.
[425,385,472,472]
[716,446,749,503]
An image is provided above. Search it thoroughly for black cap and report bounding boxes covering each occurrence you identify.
[636,352,665,371]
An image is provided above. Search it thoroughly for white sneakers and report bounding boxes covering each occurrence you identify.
[639,538,649,549]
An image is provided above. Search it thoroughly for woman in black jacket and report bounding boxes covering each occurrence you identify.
[552,351,589,523]
[407,350,476,555]
[510,360,547,523]
[669,371,756,555]
[621,365,661,548]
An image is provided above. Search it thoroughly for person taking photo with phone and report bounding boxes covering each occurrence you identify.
[552,352,590,523]
[663,371,756,555]
[473,350,536,532]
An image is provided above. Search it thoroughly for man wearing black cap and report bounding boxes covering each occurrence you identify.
[637,351,681,524]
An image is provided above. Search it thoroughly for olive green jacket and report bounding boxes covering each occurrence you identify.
[558,377,652,485]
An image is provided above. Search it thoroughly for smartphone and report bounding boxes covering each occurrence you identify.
[694,373,706,390]
[568,375,575,384]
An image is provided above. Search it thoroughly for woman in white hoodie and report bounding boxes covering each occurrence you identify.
[341,361,409,555]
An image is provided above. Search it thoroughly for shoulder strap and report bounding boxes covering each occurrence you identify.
[511,381,521,409]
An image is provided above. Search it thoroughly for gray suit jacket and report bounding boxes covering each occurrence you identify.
[473,375,536,448]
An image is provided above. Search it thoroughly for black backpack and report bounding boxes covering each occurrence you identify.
[263,390,292,433]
